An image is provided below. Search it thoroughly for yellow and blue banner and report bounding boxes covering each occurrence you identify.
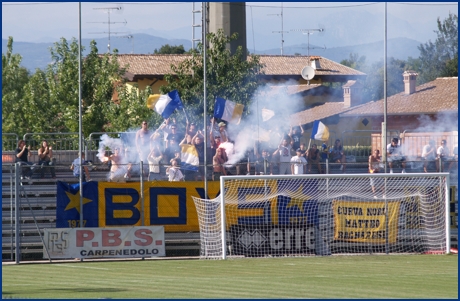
[180,144,199,171]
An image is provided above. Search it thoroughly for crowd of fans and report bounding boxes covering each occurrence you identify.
[14,120,458,182]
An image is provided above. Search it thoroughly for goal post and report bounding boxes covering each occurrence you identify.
[192,173,451,259]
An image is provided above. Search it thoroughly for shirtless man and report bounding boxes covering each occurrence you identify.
[106,147,126,182]
[135,120,152,165]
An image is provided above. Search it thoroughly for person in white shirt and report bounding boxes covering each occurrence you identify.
[387,137,406,173]
[166,158,184,181]
[436,139,451,172]
[148,148,163,181]
[421,139,436,173]
[273,138,292,175]
[290,148,307,175]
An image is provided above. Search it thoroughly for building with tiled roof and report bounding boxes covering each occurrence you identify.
[287,74,458,157]
[341,76,458,117]
[115,54,366,93]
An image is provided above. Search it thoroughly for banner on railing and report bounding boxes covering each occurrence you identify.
[56,181,221,232]
[43,226,165,259]
[332,200,401,243]
[56,180,322,232]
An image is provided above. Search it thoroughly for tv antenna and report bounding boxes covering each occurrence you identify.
[88,7,127,53]
[291,27,325,57]
[268,3,288,55]
[117,35,134,54]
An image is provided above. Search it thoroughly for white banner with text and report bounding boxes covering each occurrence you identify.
[43,226,165,259]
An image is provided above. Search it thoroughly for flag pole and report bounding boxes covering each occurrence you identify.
[182,108,189,124]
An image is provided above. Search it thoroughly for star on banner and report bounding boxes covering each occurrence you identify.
[285,185,312,213]
[64,191,93,214]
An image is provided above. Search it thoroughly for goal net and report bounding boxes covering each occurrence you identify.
[192,173,451,259]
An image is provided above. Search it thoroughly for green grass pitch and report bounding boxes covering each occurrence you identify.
[2,255,457,299]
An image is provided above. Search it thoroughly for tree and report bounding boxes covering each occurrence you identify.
[16,38,127,137]
[160,29,264,125]
[416,13,458,84]
[2,36,30,135]
[340,53,367,72]
[362,58,407,101]
[154,44,187,54]
[103,84,159,132]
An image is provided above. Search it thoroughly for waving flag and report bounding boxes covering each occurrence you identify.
[310,120,330,141]
[180,144,199,172]
[213,97,244,124]
[261,108,275,122]
[147,90,184,119]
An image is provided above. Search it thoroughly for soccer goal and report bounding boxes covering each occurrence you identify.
[192,173,451,259]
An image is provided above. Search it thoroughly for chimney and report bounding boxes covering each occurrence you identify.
[403,70,418,95]
[343,80,363,108]
[310,57,321,69]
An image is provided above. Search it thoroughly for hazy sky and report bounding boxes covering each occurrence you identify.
[2,2,457,49]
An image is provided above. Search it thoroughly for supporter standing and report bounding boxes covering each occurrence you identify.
[192,131,205,180]
[106,147,126,182]
[253,149,273,175]
[15,140,36,179]
[38,140,56,179]
[212,148,228,181]
[289,124,304,151]
[158,118,176,149]
[436,139,451,172]
[273,138,292,175]
[135,121,152,170]
[166,158,184,181]
[387,137,406,173]
[369,149,383,198]
[70,152,91,182]
[421,139,436,173]
[185,121,198,144]
[307,144,322,174]
[330,139,346,172]
[147,148,163,181]
[291,148,307,175]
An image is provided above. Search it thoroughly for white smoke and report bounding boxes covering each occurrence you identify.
[222,79,306,166]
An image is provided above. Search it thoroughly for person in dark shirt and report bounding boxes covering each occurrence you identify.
[15,140,36,179]
[289,124,304,151]
[307,144,322,174]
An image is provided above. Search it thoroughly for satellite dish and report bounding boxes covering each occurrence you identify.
[301,66,316,80]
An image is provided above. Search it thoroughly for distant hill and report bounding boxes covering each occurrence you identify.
[256,37,422,64]
[3,34,421,72]
[2,34,193,72]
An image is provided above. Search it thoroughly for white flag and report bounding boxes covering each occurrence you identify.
[262,108,275,122]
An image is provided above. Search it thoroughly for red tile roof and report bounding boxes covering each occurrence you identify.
[341,77,458,116]
[290,102,365,126]
[114,54,366,78]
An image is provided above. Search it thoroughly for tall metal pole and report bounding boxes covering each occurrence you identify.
[78,2,84,230]
[383,2,389,255]
[383,3,387,173]
[203,2,208,198]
